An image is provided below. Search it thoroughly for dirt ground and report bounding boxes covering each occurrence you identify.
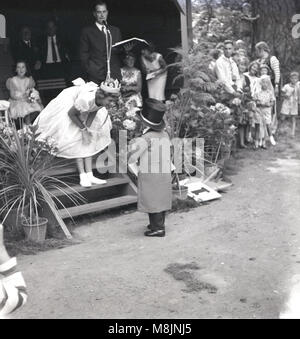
[12,124,300,319]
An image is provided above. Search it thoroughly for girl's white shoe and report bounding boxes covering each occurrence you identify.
[80,173,92,188]
[270,135,277,146]
[86,172,107,185]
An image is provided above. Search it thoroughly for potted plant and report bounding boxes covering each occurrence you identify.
[22,217,48,243]
[0,123,81,243]
[172,172,189,201]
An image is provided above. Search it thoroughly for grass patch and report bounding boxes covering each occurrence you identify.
[5,237,81,257]
[171,198,204,213]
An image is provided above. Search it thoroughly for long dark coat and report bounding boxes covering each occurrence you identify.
[130,129,172,214]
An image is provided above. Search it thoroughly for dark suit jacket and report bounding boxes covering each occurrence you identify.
[79,24,122,84]
[38,35,69,64]
[12,40,40,70]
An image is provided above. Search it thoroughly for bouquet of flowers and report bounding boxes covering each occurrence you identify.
[210,103,232,116]
[26,88,41,104]
[109,98,143,143]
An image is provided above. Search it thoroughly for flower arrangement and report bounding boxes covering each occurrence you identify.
[26,88,41,104]
[109,98,143,142]
[0,123,58,163]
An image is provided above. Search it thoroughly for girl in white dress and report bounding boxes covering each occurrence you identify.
[281,72,300,137]
[141,44,168,102]
[6,61,43,126]
[34,78,120,187]
[254,76,276,149]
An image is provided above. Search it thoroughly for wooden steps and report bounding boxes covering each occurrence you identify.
[59,195,137,219]
[50,177,131,197]
[44,155,138,225]
[48,158,115,177]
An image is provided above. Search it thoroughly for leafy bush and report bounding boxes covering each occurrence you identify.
[167,47,237,165]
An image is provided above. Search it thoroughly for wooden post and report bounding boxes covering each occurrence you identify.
[186,0,193,49]
[180,10,189,54]
[180,0,193,54]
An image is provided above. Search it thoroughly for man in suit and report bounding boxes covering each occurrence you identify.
[38,20,70,80]
[79,1,123,84]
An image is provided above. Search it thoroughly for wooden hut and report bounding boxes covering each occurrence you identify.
[0,0,193,221]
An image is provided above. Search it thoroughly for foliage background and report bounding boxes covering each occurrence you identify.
[192,0,300,80]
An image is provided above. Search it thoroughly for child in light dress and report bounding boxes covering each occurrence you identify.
[281,72,299,137]
[6,61,43,127]
[254,75,276,149]
[259,64,277,144]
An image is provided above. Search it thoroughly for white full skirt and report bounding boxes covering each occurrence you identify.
[34,87,112,159]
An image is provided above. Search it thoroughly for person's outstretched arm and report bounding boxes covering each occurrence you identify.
[155,55,168,77]
[0,224,27,317]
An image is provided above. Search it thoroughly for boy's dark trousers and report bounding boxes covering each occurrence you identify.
[148,212,166,231]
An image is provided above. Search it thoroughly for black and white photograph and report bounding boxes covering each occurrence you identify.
[1,0,300,322]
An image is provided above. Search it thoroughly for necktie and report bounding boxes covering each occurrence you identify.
[51,37,58,63]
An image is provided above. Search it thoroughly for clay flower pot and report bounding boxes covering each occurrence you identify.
[22,217,48,243]
[172,185,189,201]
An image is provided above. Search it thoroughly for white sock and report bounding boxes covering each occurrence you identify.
[80,173,92,187]
[86,172,106,185]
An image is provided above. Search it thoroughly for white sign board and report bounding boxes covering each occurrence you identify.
[0,14,6,38]
[180,178,222,203]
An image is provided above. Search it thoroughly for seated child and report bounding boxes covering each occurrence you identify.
[6,61,43,128]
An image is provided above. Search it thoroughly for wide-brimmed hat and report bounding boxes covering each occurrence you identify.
[137,98,166,131]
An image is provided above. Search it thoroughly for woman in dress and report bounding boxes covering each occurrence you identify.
[6,61,43,128]
[34,78,120,188]
[256,42,281,139]
[255,41,281,96]
[140,43,168,102]
[121,52,143,110]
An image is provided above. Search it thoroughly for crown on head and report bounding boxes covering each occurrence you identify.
[100,78,121,95]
